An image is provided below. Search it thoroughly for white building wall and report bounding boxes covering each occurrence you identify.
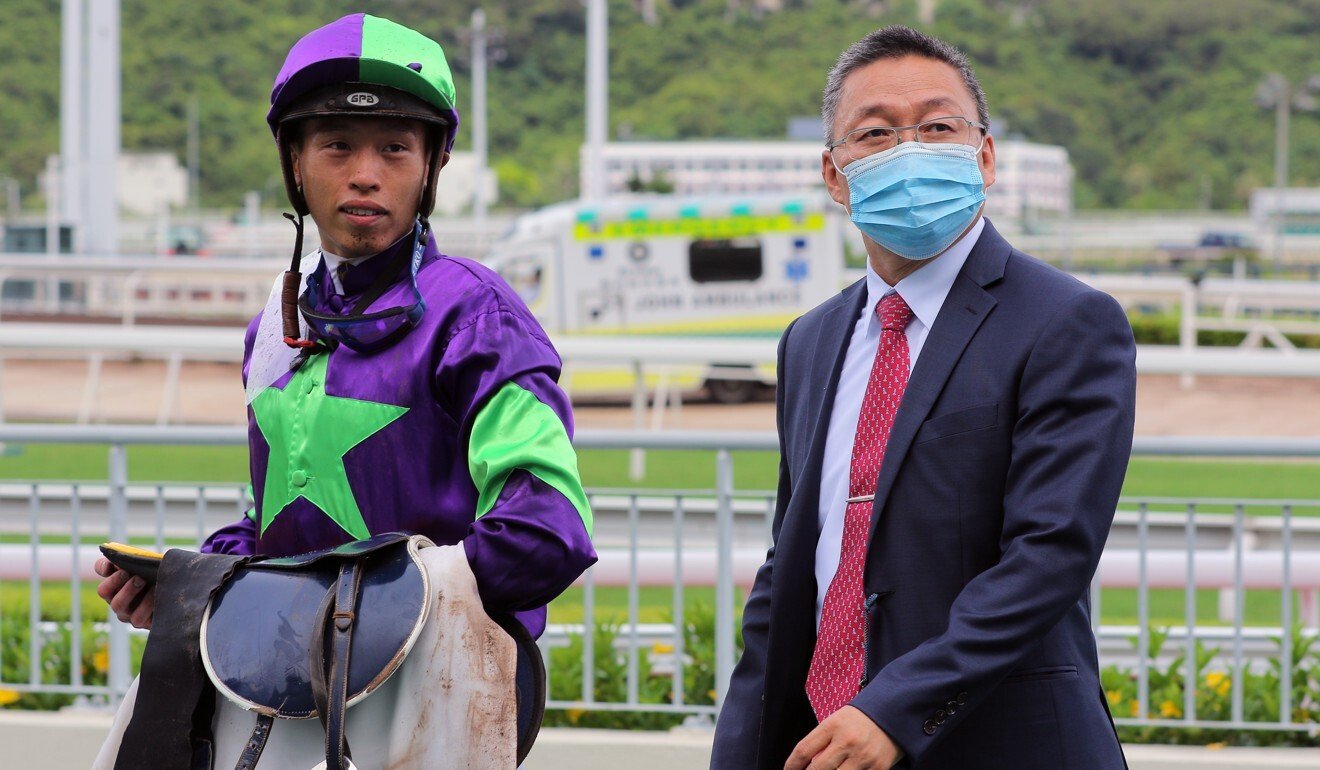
[433,151,499,217]
[43,152,188,218]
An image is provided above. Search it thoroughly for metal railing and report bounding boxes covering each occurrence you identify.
[1,424,1318,734]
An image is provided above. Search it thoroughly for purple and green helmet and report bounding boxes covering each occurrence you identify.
[269,13,460,217]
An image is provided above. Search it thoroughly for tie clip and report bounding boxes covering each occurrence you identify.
[846,494,875,504]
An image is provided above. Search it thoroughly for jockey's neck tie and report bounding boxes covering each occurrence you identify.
[806,291,913,721]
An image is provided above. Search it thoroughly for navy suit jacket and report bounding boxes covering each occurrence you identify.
[711,221,1135,770]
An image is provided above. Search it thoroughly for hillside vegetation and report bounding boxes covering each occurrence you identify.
[1,0,1317,211]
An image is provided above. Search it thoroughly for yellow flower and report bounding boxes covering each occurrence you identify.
[0,689,20,706]
[1206,742,1227,750]
[1106,690,1122,707]
[1159,699,1182,718]
[1128,700,1141,717]
[92,647,110,674]
[1205,671,1231,697]
[651,642,674,654]
[566,708,585,725]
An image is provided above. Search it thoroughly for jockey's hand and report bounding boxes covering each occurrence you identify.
[95,559,155,629]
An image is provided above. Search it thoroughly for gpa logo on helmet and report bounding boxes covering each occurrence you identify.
[346,92,380,108]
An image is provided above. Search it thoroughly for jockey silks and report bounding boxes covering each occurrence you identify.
[203,231,596,639]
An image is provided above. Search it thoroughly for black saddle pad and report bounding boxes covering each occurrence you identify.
[201,533,429,718]
[492,613,547,765]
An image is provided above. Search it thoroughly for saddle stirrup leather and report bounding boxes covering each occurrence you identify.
[309,559,364,770]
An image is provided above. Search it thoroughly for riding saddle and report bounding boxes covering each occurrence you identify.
[109,533,545,770]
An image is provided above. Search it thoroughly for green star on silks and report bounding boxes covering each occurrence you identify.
[251,353,407,539]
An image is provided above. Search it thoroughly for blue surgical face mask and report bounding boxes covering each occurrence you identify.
[840,141,986,261]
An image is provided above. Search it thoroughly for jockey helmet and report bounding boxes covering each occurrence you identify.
[268,14,460,218]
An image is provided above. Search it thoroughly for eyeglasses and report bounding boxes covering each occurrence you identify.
[827,116,987,167]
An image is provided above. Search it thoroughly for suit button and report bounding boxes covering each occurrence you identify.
[923,720,938,735]
[935,709,947,720]
[946,700,959,714]
[291,470,308,487]
[956,692,968,705]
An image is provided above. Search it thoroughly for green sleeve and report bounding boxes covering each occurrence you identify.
[467,382,593,536]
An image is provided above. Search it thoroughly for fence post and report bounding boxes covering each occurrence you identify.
[1179,279,1197,390]
[714,449,735,713]
[107,443,132,703]
[629,361,647,481]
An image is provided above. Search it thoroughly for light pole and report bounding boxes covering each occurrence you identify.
[471,9,488,227]
[1254,73,1320,268]
[584,0,608,201]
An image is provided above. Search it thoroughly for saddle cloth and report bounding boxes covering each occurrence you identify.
[94,543,527,770]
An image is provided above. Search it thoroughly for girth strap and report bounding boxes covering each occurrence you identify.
[114,549,247,770]
[233,713,275,770]
[309,559,364,770]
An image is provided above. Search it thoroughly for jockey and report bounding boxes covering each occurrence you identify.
[96,13,596,639]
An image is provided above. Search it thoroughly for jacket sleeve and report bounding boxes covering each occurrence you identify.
[200,509,257,555]
[851,289,1136,762]
[435,299,596,632]
[711,319,796,768]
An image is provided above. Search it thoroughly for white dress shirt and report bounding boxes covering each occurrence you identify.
[813,217,986,627]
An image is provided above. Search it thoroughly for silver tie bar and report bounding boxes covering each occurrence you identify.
[846,494,875,504]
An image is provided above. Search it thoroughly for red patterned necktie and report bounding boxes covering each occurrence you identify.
[806,291,914,721]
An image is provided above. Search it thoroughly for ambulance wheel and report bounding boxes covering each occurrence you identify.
[706,378,756,405]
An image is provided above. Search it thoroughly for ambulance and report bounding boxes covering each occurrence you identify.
[483,194,846,402]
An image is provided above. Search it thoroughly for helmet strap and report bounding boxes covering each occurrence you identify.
[280,211,321,351]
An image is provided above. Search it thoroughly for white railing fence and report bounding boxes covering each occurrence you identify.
[1,425,1319,734]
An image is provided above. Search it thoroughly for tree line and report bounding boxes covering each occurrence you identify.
[0,0,1316,213]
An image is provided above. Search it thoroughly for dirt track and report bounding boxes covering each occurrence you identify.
[2,359,1318,437]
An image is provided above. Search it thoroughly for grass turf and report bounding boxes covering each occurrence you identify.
[3,582,1305,631]
[1,444,1318,504]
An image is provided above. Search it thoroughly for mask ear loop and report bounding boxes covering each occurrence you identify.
[280,212,321,351]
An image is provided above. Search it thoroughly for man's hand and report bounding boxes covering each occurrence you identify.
[94,558,155,630]
[785,705,902,770]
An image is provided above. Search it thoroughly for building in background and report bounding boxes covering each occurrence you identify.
[41,152,187,219]
[588,141,824,198]
[988,140,1072,233]
[584,138,1073,232]
[434,152,499,217]
[1251,188,1320,236]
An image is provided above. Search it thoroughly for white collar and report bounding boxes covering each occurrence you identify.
[863,216,986,334]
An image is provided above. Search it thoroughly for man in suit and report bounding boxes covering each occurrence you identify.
[711,26,1135,770]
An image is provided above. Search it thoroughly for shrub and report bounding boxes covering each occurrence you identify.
[1102,624,1320,746]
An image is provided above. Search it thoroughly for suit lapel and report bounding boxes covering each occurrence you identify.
[799,280,868,493]
[866,221,1011,539]
[781,280,867,553]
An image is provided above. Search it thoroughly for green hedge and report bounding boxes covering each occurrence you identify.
[1128,313,1320,350]
[5,596,1318,747]
[1103,625,1320,747]
[543,602,733,730]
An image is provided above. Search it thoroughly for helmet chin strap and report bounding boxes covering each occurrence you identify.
[278,148,435,355]
[280,211,321,350]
